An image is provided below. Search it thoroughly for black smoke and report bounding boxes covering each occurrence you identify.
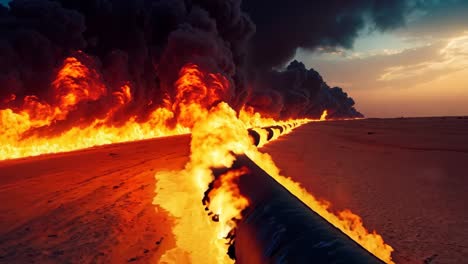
[242,0,413,69]
[0,0,254,127]
[239,0,418,118]
[0,0,415,122]
[0,0,86,99]
[247,60,362,119]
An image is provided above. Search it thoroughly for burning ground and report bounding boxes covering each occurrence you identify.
[1,117,467,263]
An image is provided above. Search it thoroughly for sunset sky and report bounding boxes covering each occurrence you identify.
[295,1,468,117]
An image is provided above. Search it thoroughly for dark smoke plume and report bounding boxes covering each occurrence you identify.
[247,60,362,119]
[0,0,413,122]
[239,0,417,118]
[242,0,413,69]
[0,0,254,129]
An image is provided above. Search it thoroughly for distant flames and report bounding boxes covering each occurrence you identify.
[0,55,189,160]
[320,109,328,121]
[0,56,393,263]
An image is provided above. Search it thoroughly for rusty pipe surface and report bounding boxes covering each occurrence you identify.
[230,155,384,264]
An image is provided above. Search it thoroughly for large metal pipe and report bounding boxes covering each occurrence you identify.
[230,155,384,264]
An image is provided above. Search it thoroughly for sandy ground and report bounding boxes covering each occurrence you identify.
[263,117,468,264]
[0,135,190,263]
[0,117,467,263]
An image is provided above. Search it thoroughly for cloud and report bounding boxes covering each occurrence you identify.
[378,33,468,81]
[396,0,468,40]
[295,30,468,117]
[296,41,443,91]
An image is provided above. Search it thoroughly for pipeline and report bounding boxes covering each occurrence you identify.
[225,155,384,264]
[247,122,305,147]
[203,121,386,263]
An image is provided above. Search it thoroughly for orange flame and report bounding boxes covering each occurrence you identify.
[52,56,106,117]
[113,83,132,105]
[153,65,394,263]
[320,109,328,121]
[154,102,254,263]
[173,63,232,127]
[0,56,189,161]
[0,55,391,262]
[246,151,394,263]
[207,167,250,241]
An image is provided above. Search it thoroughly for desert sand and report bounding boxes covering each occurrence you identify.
[263,117,468,264]
[0,135,191,263]
[1,117,467,263]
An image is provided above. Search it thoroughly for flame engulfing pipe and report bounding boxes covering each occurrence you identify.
[226,155,384,264]
[247,124,294,147]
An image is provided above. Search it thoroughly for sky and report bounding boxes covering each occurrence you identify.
[294,1,468,117]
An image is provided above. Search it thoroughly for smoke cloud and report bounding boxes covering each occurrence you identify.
[247,60,362,119]
[0,0,255,128]
[0,0,414,122]
[242,0,413,69]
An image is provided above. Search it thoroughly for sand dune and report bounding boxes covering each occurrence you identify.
[1,117,467,263]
